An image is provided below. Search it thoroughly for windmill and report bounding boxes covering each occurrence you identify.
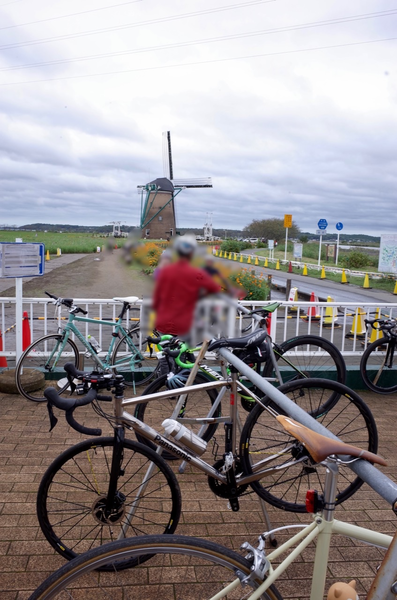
[138,132,212,240]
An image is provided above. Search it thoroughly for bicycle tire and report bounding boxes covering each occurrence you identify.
[29,534,283,600]
[240,378,378,513]
[15,334,79,402]
[37,436,182,569]
[134,371,222,460]
[112,327,160,387]
[262,334,346,412]
[360,336,397,394]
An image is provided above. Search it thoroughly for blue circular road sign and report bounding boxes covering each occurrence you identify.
[317,218,328,230]
[336,222,343,231]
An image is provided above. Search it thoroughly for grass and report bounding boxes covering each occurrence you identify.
[230,249,397,294]
[0,230,127,254]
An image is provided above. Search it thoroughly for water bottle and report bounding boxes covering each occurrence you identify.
[86,335,102,354]
[162,419,207,455]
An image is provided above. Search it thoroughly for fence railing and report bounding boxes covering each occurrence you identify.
[1,297,396,365]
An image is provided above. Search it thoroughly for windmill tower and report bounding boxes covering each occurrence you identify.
[139,132,212,240]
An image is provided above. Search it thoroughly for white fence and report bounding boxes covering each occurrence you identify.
[0,297,396,365]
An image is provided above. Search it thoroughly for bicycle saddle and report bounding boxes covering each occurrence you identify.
[113,296,139,304]
[277,415,387,466]
[208,329,267,351]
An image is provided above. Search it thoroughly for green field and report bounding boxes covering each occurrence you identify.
[0,231,127,254]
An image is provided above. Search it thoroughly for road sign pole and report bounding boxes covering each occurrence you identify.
[284,227,288,262]
[336,232,340,266]
[318,234,322,266]
[15,278,23,361]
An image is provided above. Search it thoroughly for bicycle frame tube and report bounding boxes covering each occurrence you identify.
[219,347,397,508]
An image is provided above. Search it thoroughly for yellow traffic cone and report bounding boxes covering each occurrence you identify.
[234,253,237,261]
[56,248,61,256]
[215,249,218,256]
[320,266,326,279]
[369,308,383,343]
[229,252,232,260]
[346,307,366,338]
[264,258,268,268]
[393,280,397,295]
[46,250,50,261]
[247,255,251,264]
[341,269,348,284]
[363,273,371,289]
[219,251,223,258]
[302,264,308,276]
[255,256,259,266]
[276,260,280,270]
[240,254,243,263]
[323,296,339,328]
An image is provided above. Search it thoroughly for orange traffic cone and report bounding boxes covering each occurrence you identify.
[301,292,321,321]
[0,331,7,367]
[22,311,31,350]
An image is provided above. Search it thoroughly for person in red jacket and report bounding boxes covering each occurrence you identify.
[153,235,221,337]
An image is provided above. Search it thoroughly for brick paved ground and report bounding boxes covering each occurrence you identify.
[0,385,396,599]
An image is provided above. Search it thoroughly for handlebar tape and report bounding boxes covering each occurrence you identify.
[65,410,102,436]
[44,386,98,411]
[64,362,90,380]
[163,347,180,358]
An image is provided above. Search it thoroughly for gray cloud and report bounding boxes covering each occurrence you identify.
[0,0,396,235]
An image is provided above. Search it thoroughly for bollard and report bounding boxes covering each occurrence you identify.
[0,331,7,367]
[22,311,31,350]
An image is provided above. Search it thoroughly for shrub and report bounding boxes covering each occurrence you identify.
[340,250,370,270]
[229,268,270,301]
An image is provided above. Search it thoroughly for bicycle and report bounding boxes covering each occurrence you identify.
[134,311,346,447]
[28,415,393,600]
[15,292,159,402]
[36,332,376,568]
[360,317,397,394]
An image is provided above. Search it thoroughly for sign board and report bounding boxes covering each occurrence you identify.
[316,229,327,235]
[379,234,397,274]
[284,214,292,228]
[268,240,274,250]
[317,219,328,230]
[326,244,336,259]
[0,243,45,278]
[293,243,303,259]
[336,222,343,231]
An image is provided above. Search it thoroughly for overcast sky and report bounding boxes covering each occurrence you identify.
[0,0,396,236]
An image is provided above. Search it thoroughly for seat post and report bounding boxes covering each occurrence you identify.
[321,459,339,522]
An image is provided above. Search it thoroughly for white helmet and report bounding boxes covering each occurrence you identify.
[174,234,197,257]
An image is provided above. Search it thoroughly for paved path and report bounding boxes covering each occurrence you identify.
[0,387,396,598]
[0,254,87,295]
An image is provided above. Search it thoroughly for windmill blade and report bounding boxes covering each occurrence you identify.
[162,131,173,180]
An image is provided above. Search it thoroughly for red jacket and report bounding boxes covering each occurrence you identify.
[153,258,221,335]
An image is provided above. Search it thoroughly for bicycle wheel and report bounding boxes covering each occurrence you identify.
[360,336,397,394]
[262,335,346,412]
[240,378,378,513]
[112,327,160,387]
[15,334,79,402]
[37,436,182,569]
[29,534,283,600]
[134,372,222,459]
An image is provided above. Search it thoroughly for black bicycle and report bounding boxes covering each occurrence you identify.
[360,317,397,394]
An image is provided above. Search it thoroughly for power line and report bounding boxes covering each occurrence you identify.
[0,0,276,50]
[1,8,396,72]
[0,0,145,31]
[0,35,395,87]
